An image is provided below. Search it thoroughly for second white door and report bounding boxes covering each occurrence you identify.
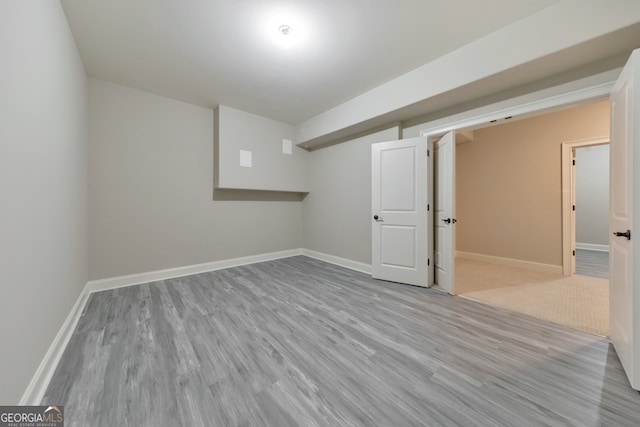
[434,131,456,294]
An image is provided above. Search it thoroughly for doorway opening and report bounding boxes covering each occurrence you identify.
[561,140,610,278]
[431,100,611,336]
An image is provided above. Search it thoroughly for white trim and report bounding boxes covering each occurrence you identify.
[576,243,610,252]
[87,249,304,293]
[418,70,617,138]
[20,248,368,404]
[561,137,610,276]
[457,251,562,275]
[301,249,372,274]
[19,282,92,405]
[20,248,309,404]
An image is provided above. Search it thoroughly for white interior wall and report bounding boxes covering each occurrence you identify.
[0,2,88,404]
[576,144,610,247]
[303,127,400,264]
[88,79,304,280]
[215,105,308,192]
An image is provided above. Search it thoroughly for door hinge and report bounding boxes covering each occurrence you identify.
[573,159,576,166]
[427,149,430,157]
[573,250,576,256]
[428,258,430,266]
[572,205,575,211]
[427,204,430,211]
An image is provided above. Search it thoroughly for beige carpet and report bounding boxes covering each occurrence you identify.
[457,258,609,337]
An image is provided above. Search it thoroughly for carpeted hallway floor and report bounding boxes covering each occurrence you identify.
[456,257,609,337]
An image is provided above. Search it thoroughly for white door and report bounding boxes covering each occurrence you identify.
[371,136,430,287]
[571,149,577,274]
[434,131,456,294]
[610,49,639,390]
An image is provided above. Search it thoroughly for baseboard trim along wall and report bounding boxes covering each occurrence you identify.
[456,251,562,275]
[22,248,375,404]
[87,249,304,293]
[301,249,372,274]
[576,243,610,252]
[19,282,92,405]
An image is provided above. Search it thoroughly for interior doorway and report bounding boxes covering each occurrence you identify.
[562,138,610,277]
[574,144,610,279]
[447,100,611,336]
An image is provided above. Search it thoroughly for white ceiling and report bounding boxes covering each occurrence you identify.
[61,0,561,124]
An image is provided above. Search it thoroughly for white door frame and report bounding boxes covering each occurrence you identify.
[419,77,615,139]
[561,137,610,276]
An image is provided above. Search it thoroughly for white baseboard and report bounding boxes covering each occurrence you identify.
[300,249,372,274]
[87,249,304,293]
[456,251,562,275]
[19,282,92,405]
[21,247,370,404]
[576,243,609,252]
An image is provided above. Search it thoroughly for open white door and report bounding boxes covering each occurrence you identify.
[571,149,577,275]
[371,136,431,287]
[610,49,639,390]
[434,131,456,294]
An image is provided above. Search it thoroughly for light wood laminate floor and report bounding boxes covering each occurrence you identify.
[43,256,640,426]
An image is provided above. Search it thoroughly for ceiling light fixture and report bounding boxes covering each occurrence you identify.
[279,25,292,36]
[259,7,312,49]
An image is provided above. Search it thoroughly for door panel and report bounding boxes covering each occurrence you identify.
[372,137,429,287]
[381,225,416,268]
[610,49,638,390]
[381,148,416,211]
[434,131,456,294]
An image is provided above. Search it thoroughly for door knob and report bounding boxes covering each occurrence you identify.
[442,218,451,224]
[613,230,631,240]
[373,215,383,221]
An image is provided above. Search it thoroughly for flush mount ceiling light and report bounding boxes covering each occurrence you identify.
[259,7,312,49]
[279,25,292,36]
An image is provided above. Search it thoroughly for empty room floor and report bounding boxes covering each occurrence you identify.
[456,257,609,336]
[43,256,640,426]
[576,248,609,279]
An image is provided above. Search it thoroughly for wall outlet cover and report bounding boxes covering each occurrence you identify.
[282,139,292,155]
[240,150,252,167]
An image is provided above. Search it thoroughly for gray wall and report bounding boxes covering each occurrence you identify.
[88,79,304,280]
[215,105,308,192]
[303,127,400,264]
[576,144,609,246]
[0,2,88,404]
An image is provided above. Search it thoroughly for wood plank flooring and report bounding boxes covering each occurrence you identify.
[576,249,609,279]
[43,256,640,426]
